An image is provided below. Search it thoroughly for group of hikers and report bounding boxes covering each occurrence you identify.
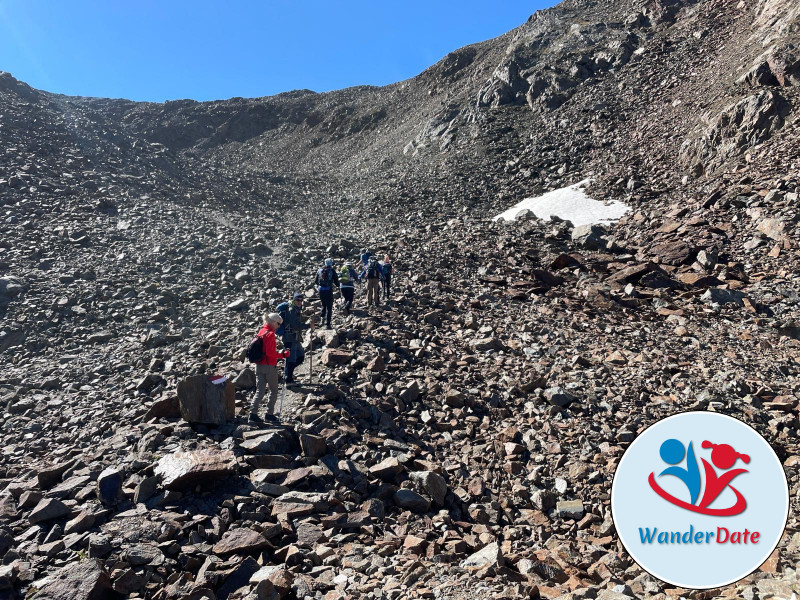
[246,249,393,423]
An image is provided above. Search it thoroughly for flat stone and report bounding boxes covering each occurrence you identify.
[125,543,164,566]
[35,559,112,600]
[393,489,430,513]
[271,492,329,518]
[462,542,504,570]
[29,498,71,524]
[213,528,272,555]
[369,456,404,481]
[154,448,237,490]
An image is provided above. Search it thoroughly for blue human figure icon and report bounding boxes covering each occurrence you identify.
[658,439,701,505]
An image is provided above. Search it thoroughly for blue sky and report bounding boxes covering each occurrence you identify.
[0,1,551,103]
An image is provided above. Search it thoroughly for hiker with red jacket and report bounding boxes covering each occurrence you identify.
[250,313,289,423]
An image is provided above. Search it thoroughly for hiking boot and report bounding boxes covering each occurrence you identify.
[264,414,279,423]
[249,413,263,424]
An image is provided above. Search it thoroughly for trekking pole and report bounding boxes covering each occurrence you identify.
[279,358,287,420]
[309,317,315,385]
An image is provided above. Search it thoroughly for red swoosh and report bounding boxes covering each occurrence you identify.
[648,472,747,516]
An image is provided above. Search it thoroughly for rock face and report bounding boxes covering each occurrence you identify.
[177,375,236,425]
[681,90,791,172]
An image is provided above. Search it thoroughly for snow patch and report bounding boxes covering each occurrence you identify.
[493,179,630,226]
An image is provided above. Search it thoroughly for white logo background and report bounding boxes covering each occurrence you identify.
[611,412,789,589]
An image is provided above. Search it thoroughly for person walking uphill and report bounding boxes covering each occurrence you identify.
[249,313,290,423]
[339,262,359,315]
[361,256,384,307]
[360,248,372,267]
[315,258,339,329]
[381,255,393,300]
[276,292,309,385]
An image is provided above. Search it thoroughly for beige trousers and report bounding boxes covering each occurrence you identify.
[252,364,279,415]
[367,279,381,305]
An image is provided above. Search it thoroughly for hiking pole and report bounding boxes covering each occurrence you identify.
[308,317,315,385]
[279,359,287,421]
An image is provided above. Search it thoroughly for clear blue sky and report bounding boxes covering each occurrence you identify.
[0,1,551,103]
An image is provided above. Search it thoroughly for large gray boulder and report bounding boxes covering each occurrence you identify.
[177,375,235,425]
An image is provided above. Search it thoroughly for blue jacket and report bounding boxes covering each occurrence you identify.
[315,266,340,292]
[360,252,372,266]
[381,262,393,278]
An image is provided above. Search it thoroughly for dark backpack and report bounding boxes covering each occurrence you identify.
[320,265,333,286]
[367,261,380,279]
[246,334,265,363]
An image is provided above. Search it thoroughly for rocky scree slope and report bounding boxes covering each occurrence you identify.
[2,0,800,598]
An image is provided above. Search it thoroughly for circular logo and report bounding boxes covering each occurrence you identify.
[611,412,789,589]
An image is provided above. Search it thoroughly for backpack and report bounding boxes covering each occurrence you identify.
[276,302,289,336]
[340,266,351,284]
[246,334,265,363]
[367,260,380,279]
[319,265,333,286]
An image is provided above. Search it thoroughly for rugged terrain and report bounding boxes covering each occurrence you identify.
[1,0,800,598]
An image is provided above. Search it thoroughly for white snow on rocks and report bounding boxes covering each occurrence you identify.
[493,179,630,226]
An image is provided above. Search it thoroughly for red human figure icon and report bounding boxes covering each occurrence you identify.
[698,441,750,510]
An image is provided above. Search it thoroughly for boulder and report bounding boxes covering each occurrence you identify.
[544,386,578,407]
[571,224,607,250]
[96,467,123,505]
[213,528,272,556]
[143,396,180,421]
[154,448,237,490]
[232,367,257,389]
[177,375,235,425]
[36,559,112,600]
[701,288,747,306]
[299,434,327,458]
[369,457,404,481]
[393,489,430,513]
[410,471,448,507]
[321,349,353,366]
[29,498,71,524]
[462,542,504,570]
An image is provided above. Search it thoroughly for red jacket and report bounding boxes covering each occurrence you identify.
[256,324,289,366]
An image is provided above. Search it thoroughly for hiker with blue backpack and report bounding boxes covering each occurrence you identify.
[246,312,290,423]
[339,261,360,315]
[360,248,372,267]
[315,258,340,329]
[276,292,309,385]
[381,255,393,300]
